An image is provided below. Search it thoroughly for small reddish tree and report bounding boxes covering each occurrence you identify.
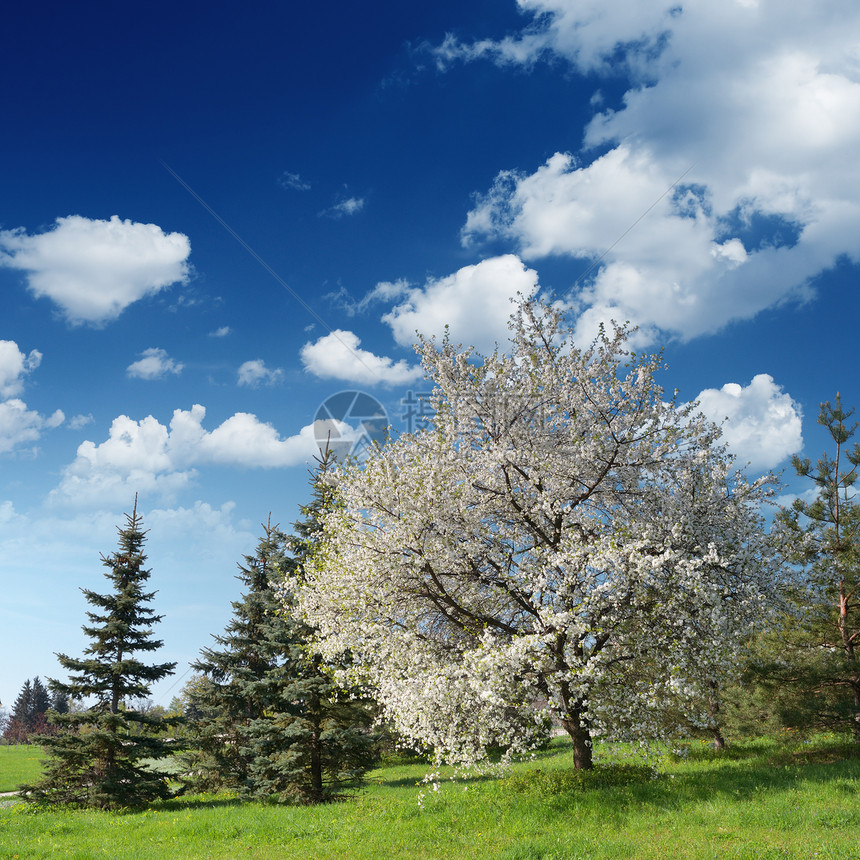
[2,677,52,744]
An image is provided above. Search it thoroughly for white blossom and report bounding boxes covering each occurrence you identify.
[296,299,778,770]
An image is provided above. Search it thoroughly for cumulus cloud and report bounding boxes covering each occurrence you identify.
[209,326,232,338]
[0,215,191,325]
[301,330,423,386]
[0,340,42,397]
[0,400,64,455]
[51,405,318,506]
[694,374,803,471]
[450,1,860,343]
[126,347,184,380]
[322,197,365,219]
[237,359,284,388]
[382,255,539,353]
[0,339,64,454]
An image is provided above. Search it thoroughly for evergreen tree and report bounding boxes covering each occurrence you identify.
[50,690,69,715]
[187,521,289,792]
[10,680,33,726]
[3,680,33,743]
[30,677,51,720]
[190,451,376,803]
[773,394,860,740]
[23,501,177,808]
[2,677,54,742]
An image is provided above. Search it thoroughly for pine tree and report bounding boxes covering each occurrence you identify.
[3,680,33,744]
[30,678,51,721]
[10,680,33,725]
[50,690,69,715]
[190,451,376,803]
[774,394,860,740]
[23,501,177,808]
[1,677,55,742]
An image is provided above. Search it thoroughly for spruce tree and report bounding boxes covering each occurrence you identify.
[10,680,33,725]
[30,677,51,721]
[2,677,55,742]
[187,521,289,792]
[3,680,33,743]
[23,501,177,808]
[774,394,860,740]
[190,451,376,803]
[50,690,69,715]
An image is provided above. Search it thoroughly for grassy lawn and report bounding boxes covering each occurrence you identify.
[0,746,44,793]
[0,735,858,859]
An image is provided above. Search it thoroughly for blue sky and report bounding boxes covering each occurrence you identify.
[2,0,859,710]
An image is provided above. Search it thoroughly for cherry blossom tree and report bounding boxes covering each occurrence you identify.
[298,300,778,770]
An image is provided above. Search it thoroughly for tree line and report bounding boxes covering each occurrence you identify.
[2,678,67,744]
[9,297,858,809]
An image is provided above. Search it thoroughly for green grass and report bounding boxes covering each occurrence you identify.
[1,734,858,859]
[0,746,44,793]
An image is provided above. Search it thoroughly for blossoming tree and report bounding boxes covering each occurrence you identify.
[298,300,777,770]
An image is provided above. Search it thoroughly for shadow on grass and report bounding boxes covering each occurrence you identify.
[141,735,858,816]
[375,736,574,790]
[496,733,860,818]
[376,770,503,790]
[151,794,245,812]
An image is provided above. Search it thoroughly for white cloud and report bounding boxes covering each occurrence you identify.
[0,499,20,525]
[0,340,63,454]
[68,413,94,430]
[127,347,184,380]
[51,405,318,506]
[301,330,423,387]
[322,197,365,219]
[237,359,284,388]
[278,171,311,191]
[325,279,412,317]
[366,279,412,305]
[0,341,42,397]
[0,399,64,455]
[694,374,802,471]
[431,0,679,75]
[773,487,819,510]
[451,1,860,343]
[0,215,191,325]
[209,326,232,338]
[382,255,539,353]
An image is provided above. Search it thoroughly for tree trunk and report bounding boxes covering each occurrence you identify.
[708,681,727,750]
[851,677,860,744]
[560,706,593,770]
[837,582,860,743]
[310,704,323,802]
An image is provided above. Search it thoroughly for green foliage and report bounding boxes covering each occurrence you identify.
[188,450,377,804]
[21,501,178,809]
[771,394,860,739]
[715,665,787,739]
